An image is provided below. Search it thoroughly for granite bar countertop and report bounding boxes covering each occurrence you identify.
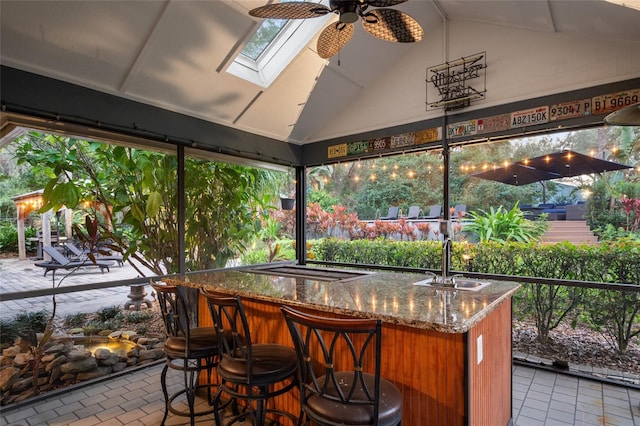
[166,267,520,333]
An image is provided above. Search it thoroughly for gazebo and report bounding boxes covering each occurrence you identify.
[11,190,72,260]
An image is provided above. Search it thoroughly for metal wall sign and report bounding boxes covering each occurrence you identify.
[426,52,487,111]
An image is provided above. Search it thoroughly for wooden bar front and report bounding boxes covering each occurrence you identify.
[169,268,518,426]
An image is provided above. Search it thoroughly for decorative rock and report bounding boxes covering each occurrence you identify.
[12,377,35,393]
[138,348,164,361]
[126,357,138,367]
[98,330,113,337]
[112,362,127,373]
[67,349,91,361]
[76,366,112,381]
[137,337,160,346]
[68,328,84,335]
[127,348,139,357]
[0,367,21,392]
[121,330,138,340]
[93,348,112,360]
[108,331,123,339]
[13,388,35,403]
[59,373,76,382]
[43,343,66,354]
[41,353,57,363]
[0,356,13,367]
[13,352,34,368]
[49,366,62,384]
[2,346,23,357]
[45,355,67,372]
[98,353,120,367]
[60,357,97,373]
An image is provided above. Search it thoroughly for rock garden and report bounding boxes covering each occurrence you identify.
[0,305,166,406]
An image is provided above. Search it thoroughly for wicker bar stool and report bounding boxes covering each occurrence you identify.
[151,282,219,426]
[281,306,403,426]
[200,288,299,425]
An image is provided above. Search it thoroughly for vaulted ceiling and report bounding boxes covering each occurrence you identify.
[1,0,640,147]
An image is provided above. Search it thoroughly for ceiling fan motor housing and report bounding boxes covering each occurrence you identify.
[332,0,361,23]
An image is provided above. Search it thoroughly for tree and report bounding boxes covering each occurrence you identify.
[13,132,277,274]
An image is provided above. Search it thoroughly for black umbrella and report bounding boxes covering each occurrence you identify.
[471,163,561,186]
[520,150,632,178]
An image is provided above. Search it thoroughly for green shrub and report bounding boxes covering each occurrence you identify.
[124,311,154,323]
[13,310,49,335]
[0,310,50,345]
[83,319,122,335]
[0,221,19,252]
[96,306,122,322]
[0,318,18,345]
[64,312,89,328]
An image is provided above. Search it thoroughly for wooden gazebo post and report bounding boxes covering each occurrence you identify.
[12,190,44,260]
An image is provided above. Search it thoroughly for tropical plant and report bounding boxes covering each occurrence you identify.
[13,132,276,274]
[464,202,548,243]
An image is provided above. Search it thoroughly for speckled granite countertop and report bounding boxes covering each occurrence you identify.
[166,266,520,334]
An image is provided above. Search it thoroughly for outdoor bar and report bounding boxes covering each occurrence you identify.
[167,266,520,425]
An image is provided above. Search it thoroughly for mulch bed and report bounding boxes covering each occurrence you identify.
[513,320,640,376]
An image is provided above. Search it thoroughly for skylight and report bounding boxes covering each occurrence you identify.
[227,0,331,88]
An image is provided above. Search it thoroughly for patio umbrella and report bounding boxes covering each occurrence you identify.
[520,150,632,178]
[471,163,561,186]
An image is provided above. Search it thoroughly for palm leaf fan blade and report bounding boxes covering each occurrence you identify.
[362,8,423,42]
[317,22,354,59]
[249,2,329,19]
[367,0,409,6]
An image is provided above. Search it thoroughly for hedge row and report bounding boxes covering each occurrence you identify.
[311,239,640,284]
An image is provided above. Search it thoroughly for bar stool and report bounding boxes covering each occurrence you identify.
[200,288,298,425]
[151,282,219,426]
[281,306,403,426]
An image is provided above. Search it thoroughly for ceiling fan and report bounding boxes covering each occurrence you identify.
[249,0,424,59]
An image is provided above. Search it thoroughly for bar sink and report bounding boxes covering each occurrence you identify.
[413,276,491,291]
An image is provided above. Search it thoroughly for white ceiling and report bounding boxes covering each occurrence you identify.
[1,0,640,146]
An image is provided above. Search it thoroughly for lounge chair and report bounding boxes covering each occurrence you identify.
[401,205,423,220]
[65,242,124,266]
[379,206,399,220]
[452,204,466,218]
[422,205,441,219]
[34,246,113,277]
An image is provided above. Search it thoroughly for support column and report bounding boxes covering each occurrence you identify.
[17,211,26,260]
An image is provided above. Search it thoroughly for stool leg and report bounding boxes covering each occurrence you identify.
[183,361,197,426]
[160,363,170,426]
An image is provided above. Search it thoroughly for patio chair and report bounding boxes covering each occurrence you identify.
[65,242,124,266]
[401,205,423,220]
[452,204,466,219]
[34,245,113,277]
[422,204,441,219]
[379,206,399,220]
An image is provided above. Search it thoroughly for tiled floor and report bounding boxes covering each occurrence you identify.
[1,257,639,425]
[1,362,638,426]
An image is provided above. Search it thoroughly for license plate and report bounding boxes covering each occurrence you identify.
[550,99,591,121]
[511,106,549,128]
[592,89,640,115]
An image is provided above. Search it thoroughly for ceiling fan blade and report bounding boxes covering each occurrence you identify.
[366,0,409,7]
[317,22,354,59]
[249,2,330,19]
[362,8,424,43]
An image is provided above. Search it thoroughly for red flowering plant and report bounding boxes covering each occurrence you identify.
[620,197,640,232]
[396,219,417,241]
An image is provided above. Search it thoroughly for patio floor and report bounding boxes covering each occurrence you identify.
[1,256,639,425]
[0,362,638,425]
